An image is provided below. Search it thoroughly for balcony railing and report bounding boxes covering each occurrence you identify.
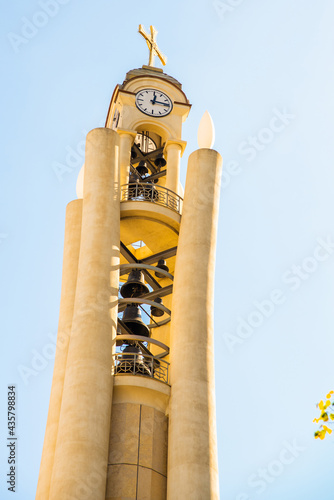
[112,352,169,384]
[121,183,182,214]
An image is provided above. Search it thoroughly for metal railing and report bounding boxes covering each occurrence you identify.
[112,352,169,384]
[121,182,182,214]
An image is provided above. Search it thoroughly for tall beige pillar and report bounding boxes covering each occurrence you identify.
[165,142,182,194]
[167,148,222,500]
[49,128,120,500]
[118,130,136,187]
[36,199,82,500]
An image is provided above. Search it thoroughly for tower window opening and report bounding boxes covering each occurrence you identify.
[131,240,145,249]
[135,132,157,153]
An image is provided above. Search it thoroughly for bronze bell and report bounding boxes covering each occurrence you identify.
[155,259,169,278]
[136,161,149,176]
[120,344,151,376]
[122,344,142,360]
[120,269,149,298]
[122,304,150,337]
[150,297,164,317]
[154,153,167,168]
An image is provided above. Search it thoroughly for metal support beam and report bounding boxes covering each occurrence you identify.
[141,246,177,265]
[120,241,138,263]
[140,284,173,301]
[120,241,161,290]
[144,169,166,183]
[131,144,166,175]
[131,145,169,174]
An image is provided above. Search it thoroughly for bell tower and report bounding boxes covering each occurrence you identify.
[36,25,222,500]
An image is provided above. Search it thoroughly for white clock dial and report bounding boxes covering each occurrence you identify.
[135,89,173,117]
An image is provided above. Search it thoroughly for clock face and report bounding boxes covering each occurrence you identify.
[135,89,173,117]
[112,109,120,130]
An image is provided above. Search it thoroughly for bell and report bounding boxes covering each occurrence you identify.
[154,153,167,168]
[119,344,151,376]
[122,344,141,360]
[150,297,164,317]
[122,304,150,337]
[155,259,169,278]
[120,269,149,298]
[136,161,149,176]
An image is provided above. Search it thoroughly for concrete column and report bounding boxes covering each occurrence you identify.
[49,128,120,500]
[118,130,136,188]
[36,199,82,500]
[165,143,181,194]
[167,148,222,500]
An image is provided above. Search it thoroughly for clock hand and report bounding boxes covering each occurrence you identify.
[154,101,169,106]
[151,92,157,105]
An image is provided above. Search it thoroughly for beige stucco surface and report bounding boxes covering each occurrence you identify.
[119,130,136,187]
[112,376,170,414]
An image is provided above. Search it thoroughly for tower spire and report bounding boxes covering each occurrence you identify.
[138,24,167,67]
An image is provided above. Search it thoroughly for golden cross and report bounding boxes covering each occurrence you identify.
[138,24,167,67]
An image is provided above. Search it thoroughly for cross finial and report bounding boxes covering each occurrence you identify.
[138,24,167,67]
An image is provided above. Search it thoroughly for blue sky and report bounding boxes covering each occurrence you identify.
[1,1,334,498]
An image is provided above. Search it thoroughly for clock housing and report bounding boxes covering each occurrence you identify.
[105,66,191,143]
